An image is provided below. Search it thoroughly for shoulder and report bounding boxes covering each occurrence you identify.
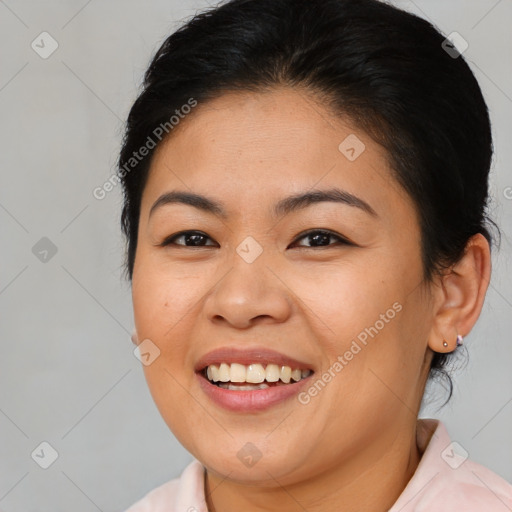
[124,459,207,512]
[419,456,512,511]
[124,479,181,512]
[390,419,512,511]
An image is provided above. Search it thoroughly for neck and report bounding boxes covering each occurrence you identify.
[204,420,422,512]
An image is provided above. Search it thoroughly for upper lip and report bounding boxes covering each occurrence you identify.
[195,347,314,373]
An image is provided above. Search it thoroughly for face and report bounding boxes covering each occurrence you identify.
[132,87,434,486]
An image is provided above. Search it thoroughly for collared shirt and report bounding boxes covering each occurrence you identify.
[125,419,512,511]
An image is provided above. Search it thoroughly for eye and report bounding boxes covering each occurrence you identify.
[160,230,217,247]
[159,229,352,249]
[289,229,352,249]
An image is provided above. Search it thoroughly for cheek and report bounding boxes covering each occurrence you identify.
[323,291,429,425]
[131,260,207,412]
[132,256,204,341]
[131,261,202,428]
[297,255,426,402]
[289,259,403,351]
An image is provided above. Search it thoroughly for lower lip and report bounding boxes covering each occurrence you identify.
[196,373,313,412]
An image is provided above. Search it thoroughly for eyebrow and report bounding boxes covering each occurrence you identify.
[148,187,377,221]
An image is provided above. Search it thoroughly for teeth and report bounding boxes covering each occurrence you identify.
[218,363,230,382]
[246,364,266,383]
[218,382,270,390]
[230,363,246,383]
[280,365,291,383]
[209,365,219,382]
[205,363,312,384]
[265,364,280,382]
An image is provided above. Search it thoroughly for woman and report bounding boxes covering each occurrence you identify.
[120,0,512,510]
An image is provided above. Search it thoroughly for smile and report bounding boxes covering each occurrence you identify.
[204,363,313,390]
[195,346,315,411]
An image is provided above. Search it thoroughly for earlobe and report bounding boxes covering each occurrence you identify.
[427,233,491,354]
[131,330,139,346]
[435,333,464,353]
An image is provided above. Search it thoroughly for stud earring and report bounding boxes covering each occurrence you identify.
[442,340,448,347]
[456,334,464,347]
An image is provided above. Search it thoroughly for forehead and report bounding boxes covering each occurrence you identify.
[142,87,410,220]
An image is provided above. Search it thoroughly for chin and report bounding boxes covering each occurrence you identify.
[203,456,302,486]
[188,438,312,485]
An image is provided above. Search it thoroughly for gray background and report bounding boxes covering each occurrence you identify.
[0,0,510,510]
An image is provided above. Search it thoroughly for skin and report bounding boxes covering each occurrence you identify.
[131,86,491,512]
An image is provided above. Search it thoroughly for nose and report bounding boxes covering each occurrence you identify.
[203,256,293,329]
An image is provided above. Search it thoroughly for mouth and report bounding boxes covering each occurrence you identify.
[201,363,313,391]
[194,347,315,411]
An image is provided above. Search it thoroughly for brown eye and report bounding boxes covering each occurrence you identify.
[290,229,352,248]
[159,229,352,249]
[161,231,217,247]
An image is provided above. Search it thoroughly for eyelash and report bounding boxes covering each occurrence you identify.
[159,229,353,249]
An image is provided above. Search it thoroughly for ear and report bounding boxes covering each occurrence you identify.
[428,233,491,353]
[131,329,139,346]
